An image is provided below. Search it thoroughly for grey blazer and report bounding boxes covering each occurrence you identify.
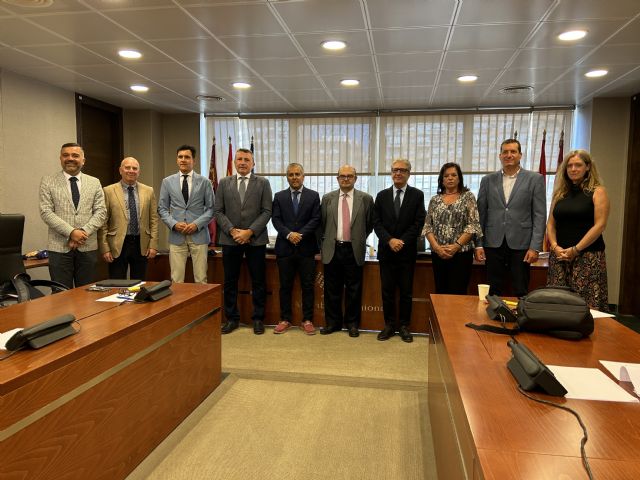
[158,172,215,246]
[476,169,546,250]
[214,174,273,246]
[39,171,107,252]
[320,188,374,266]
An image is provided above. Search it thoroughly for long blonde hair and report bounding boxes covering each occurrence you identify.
[552,149,603,204]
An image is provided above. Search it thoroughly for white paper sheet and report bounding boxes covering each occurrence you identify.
[0,328,22,350]
[600,360,640,394]
[590,309,615,318]
[548,365,639,403]
[96,293,135,303]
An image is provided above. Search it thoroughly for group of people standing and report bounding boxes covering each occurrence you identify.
[38,137,610,344]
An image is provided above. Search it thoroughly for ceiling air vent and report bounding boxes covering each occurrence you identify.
[499,85,534,95]
[196,95,225,102]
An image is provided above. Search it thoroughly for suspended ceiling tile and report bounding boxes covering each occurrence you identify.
[376,51,441,72]
[310,55,374,75]
[28,12,137,43]
[449,23,534,51]
[510,46,593,69]
[366,0,455,28]
[182,59,253,80]
[0,18,68,46]
[149,37,235,62]
[258,75,325,91]
[294,31,371,57]
[19,44,112,66]
[546,0,640,21]
[244,57,313,76]
[219,35,300,59]
[526,19,629,49]
[273,0,365,33]
[443,49,514,70]
[371,27,449,54]
[457,0,554,24]
[185,4,285,36]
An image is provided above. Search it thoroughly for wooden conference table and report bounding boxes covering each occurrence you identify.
[428,295,640,480]
[0,283,221,480]
[429,295,640,480]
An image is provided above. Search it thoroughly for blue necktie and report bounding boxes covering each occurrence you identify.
[69,177,80,209]
[128,186,139,235]
[292,190,300,216]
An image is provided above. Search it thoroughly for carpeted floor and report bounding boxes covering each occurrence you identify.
[127,327,435,480]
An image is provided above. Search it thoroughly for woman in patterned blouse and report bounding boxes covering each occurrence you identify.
[422,162,482,294]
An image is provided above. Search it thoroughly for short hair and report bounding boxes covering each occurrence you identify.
[437,162,469,194]
[287,162,304,174]
[236,148,253,156]
[176,144,196,158]
[391,158,412,171]
[500,138,522,153]
[60,142,83,153]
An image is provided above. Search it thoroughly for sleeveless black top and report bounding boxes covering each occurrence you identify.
[553,185,605,252]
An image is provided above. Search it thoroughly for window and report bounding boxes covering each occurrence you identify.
[204,109,572,248]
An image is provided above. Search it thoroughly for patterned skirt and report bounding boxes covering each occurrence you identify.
[547,250,609,312]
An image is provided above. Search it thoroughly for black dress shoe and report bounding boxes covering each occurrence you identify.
[320,325,340,335]
[221,321,238,334]
[399,326,413,343]
[348,325,360,338]
[377,325,395,341]
[253,320,265,335]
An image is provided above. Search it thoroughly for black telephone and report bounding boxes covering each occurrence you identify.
[506,338,567,396]
[5,313,77,351]
[134,280,172,302]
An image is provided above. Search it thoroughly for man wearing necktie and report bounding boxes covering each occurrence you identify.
[272,163,321,335]
[373,159,426,343]
[158,145,215,284]
[214,148,273,335]
[98,157,159,280]
[39,143,107,288]
[319,165,374,337]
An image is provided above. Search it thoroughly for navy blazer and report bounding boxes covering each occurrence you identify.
[272,187,321,257]
[373,185,426,262]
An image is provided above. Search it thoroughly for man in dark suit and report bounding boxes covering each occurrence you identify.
[98,157,159,280]
[214,148,272,335]
[272,163,321,335]
[39,142,107,288]
[158,145,215,284]
[319,165,374,337]
[374,159,426,343]
[475,138,546,297]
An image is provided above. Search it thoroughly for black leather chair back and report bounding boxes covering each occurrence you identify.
[0,214,26,285]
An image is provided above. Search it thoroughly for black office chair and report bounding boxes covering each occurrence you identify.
[0,213,68,305]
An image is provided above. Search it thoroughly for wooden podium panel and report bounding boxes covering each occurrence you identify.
[0,283,221,480]
[428,295,640,480]
[146,253,547,334]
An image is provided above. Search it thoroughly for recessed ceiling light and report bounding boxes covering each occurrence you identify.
[340,79,360,87]
[558,30,587,41]
[457,75,478,83]
[118,49,142,59]
[585,69,608,78]
[232,82,251,89]
[130,85,149,93]
[322,40,347,51]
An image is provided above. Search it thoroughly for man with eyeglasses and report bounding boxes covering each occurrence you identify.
[319,165,374,337]
[373,159,426,343]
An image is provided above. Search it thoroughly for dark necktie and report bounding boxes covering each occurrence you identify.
[239,176,247,203]
[341,193,351,242]
[181,174,189,204]
[394,189,402,217]
[69,176,80,209]
[127,186,139,235]
[292,190,300,216]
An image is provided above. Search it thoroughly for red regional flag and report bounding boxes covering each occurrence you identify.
[557,130,564,167]
[226,136,233,177]
[539,130,547,176]
[208,137,218,246]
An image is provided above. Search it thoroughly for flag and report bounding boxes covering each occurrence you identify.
[207,137,218,246]
[557,130,564,167]
[250,135,254,173]
[539,130,547,175]
[539,130,549,251]
[226,136,233,177]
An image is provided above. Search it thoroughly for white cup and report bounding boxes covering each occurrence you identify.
[478,284,490,302]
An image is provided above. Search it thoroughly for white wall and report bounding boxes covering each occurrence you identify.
[0,69,76,259]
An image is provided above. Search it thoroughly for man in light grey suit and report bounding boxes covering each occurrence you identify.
[158,145,215,284]
[214,148,272,335]
[319,165,374,337]
[39,142,107,288]
[475,138,546,297]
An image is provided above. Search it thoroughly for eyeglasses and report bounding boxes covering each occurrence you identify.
[391,168,410,174]
[337,174,355,180]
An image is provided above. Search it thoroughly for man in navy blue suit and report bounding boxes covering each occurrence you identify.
[271,163,321,335]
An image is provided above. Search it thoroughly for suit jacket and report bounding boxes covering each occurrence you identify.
[158,172,215,245]
[373,185,426,262]
[39,171,107,252]
[214,174,273,246]
[272,187,321,257]
[476,169,546,250]
[97,182,159,258]
[320,188,374,266]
